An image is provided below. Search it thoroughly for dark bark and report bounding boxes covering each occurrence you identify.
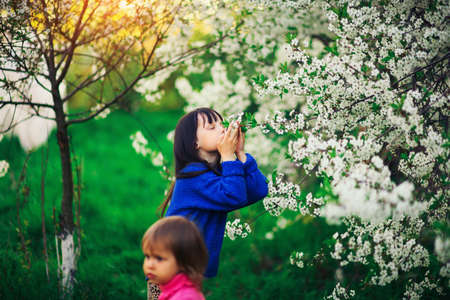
[53,93,74,238]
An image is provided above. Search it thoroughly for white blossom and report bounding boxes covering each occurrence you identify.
[0,160,9,177]
[326,282,355,300]
[92,104,111,120]
[289,251,304,268]
[130,131,165,168]
[224,219,251,240]
[265,232,274,240]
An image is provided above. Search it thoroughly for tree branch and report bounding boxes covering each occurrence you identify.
[61,40,138,103]
[0,100,54,109]
[392,52,449,88]
[56,0,89,86]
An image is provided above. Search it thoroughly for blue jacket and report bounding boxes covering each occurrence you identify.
[165,153,268,277]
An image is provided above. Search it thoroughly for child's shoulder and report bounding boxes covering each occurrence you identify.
[180,162,222,178]
[164,273,205,300]
[182,162,208,173]
[171,287,205,300]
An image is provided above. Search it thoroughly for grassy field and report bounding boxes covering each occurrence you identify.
[0,108,407,299]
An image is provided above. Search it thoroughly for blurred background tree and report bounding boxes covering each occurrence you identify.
[0,0,241,294]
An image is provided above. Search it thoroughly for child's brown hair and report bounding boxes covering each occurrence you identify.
[141,216,208,287]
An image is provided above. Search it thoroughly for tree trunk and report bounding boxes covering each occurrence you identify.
[54,96,76,294]
[60,232,75,292]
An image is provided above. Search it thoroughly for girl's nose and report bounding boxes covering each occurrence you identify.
[145,258,154,269]
[148,259,155,268]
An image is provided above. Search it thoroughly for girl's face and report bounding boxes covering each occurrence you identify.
[196,113,225,153]
[143,244,180,285]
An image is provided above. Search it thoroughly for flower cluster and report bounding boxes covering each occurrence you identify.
[302,192,323,217]
[331,216,433,291]
[434,234,450,287]
[248,0,314,10]
[326,282,355,300]
[130,131,164,167]
[403,271,441,300]
[322,161,428,224]
[224,218,252,240]
[243,128,289,172]
[248,0,449,296]
[0,160,9,177]
[222,112,258,133]
[175,60,251,115]
[289,251,305,268]
[134,67,175,103]
[435,235,450,266]
[262,110,306,135]
[265,173,326,217]
[264,173,300,216]
[91,104,111,120]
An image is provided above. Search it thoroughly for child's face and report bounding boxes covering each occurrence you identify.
[196,113,225,153]
[143,245,180,285]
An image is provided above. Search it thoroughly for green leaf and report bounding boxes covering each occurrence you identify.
[271,170,278,183]
[381,50,395,62]
[324,44,339,56]
[251,73,267,86]
[416,71,425,80]
[371,102,381,113]
[329,148,336,158]
[280,62,289,73]
[323,238,336,247]
[285,32,297,43]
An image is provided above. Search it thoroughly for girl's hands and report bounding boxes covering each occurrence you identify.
[217,122,238,162]
[236,125,246,163]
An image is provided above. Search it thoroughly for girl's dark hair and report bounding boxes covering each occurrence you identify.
[160,108,223,217]
[142,216,208,288]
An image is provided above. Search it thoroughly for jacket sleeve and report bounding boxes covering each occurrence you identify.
[242,153,268,205]
[185,160,249,212]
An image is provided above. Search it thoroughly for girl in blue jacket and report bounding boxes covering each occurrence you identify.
[161,107,268,278]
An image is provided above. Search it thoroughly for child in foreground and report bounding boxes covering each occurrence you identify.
[142,216,208,300]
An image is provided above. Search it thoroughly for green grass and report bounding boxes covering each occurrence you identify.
[0,109,179,299]
[0,108,400,300]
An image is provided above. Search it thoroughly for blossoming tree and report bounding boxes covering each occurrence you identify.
[0,0,243,293]
[246,1,448,297]
[136,0,449,298]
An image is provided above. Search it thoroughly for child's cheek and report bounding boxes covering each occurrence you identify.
[142,259,148,273]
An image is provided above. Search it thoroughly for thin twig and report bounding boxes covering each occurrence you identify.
[16,153,31,269]
[69,135,82,260]
[126,112,174,183]
[40,144,50,281]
